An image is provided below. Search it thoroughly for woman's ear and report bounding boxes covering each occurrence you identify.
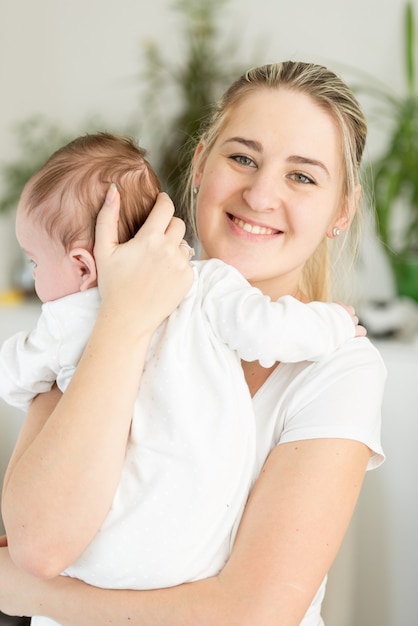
[69,247,97,291]
[328,184,361,238]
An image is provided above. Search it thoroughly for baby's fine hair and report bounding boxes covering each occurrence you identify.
[21,132,161,251]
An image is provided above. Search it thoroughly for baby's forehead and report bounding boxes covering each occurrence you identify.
[16,185,36,224]
[20,175,67,213]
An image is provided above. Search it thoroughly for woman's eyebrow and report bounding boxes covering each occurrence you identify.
[286,155,330,177]
[223,137,262,152]
[222,139,331,178]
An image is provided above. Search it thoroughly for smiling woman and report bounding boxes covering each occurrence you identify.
[193,89,346,294]
[0,61,385,626]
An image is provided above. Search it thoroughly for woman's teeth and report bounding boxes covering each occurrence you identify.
[231,216,276,235]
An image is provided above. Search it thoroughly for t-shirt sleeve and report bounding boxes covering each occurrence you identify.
[276,338,386,470]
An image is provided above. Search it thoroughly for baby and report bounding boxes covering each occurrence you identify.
[0,132,360,594]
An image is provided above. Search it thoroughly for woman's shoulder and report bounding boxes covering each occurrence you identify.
[265,337,386,392]
[257,337,387,469]
[290,337,387,398]
[255,337,387,433]
[322,336,387,379]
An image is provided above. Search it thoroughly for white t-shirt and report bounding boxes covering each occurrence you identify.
[30,336,385,626]
[247,336,386,626]
[0,258,382,625]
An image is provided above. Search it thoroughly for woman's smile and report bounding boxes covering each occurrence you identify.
[227,213,282,237]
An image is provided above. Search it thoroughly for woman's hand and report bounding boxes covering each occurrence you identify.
[94,186,194,335]
[0,545,60,620]
[0,546,34,618]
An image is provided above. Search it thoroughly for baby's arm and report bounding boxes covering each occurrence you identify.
[0,315,59,411]
[201,261,365,365]
[237,296,362,364]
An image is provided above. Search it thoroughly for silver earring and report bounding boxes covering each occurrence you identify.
[332,227,341,237]
[193,186,199,196]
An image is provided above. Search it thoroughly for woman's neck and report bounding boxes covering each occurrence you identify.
[242,360,278,397]
[249,275,308,304]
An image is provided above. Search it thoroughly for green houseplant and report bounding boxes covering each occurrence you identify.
[0,0,256,227]
[0,118,75,294]
[367,2,418,300]
[0,117,74,215]
[137,0,251,236]
[0,117,107,293]
[0,0,253,291]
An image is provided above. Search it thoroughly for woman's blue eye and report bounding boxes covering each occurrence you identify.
[291,172,315,184]
[231,154,256,167]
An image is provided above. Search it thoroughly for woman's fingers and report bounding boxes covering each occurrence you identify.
[138,192,175,233]
[94,183,121,261]
[92,186,194,330]
[179,240,195,260]
[137,193,186,251]
[95,188,186,258]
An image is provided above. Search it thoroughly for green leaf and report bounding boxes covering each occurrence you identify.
[405,2,415,94]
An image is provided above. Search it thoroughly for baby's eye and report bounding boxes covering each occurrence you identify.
[289,172,315,185]
[230,154,256,168]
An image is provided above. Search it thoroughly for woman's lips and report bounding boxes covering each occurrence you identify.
[229,214,281,235]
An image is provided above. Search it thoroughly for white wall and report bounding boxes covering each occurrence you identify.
[0,2,416,622]
[0,0,412,293]
[0,0,411,169]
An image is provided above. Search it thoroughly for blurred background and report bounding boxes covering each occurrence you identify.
[0,1,418,625]
[1,0,417,307]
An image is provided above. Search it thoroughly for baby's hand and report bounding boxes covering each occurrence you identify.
[336,302,367,337]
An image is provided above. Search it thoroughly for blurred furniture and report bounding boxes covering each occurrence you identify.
[324,337,418,626]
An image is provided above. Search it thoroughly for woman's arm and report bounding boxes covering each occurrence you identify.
[0,437,370,625]
[1,189,194,578]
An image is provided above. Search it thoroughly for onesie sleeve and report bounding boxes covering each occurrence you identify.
[0,308,62,411]
[198,260,355,367]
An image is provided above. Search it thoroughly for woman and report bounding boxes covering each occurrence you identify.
[0,61,385,625]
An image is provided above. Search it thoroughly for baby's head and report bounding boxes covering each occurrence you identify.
[16,132,161,303]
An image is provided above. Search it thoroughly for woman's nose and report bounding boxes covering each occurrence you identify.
[242,172,283,212]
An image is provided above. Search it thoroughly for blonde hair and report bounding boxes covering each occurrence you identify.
[184,61,368,300]
[21,132,161,251]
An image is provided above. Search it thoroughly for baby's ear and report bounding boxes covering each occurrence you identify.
[70,247,97,291]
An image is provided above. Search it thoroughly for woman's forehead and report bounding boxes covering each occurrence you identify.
[217,89,341,163]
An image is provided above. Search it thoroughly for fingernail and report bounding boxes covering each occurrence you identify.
[106,183,118,204]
